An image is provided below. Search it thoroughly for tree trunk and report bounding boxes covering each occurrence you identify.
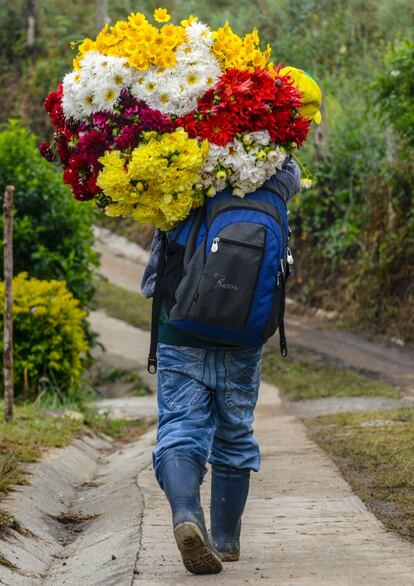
[26,0,37,48]
[96,0,110,33]
[3,186,14,423]
[313,101,330,163]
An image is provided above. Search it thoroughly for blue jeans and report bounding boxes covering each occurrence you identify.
[153,343,262,487]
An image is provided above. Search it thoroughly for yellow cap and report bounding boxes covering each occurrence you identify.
[279,66,322,124]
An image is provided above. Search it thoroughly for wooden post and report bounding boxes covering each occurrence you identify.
[4,186,14,423]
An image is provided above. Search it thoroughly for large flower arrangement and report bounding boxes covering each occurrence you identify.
[40,8,321,230]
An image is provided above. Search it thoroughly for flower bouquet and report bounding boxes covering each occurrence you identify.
[40,8,321,230]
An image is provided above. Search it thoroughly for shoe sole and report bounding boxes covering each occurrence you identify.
[219,550,240,562]
[174,522,223,575]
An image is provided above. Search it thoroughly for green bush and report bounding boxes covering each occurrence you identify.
[0,121,98,307]
[374,39,414,147]
[0,273,89,396]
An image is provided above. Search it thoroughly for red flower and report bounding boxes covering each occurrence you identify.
[182,67,310,147]
[56,137,71,166]
[216,69,254,99]
[114,123,144,150]
[196,114,237,145]
[85,171,101,195]
[71,182,96,201]
[63,167,79,186]
[39,141,55,162]
[68,154,88,171]
[77,129,110,165]
[44,91,60,115]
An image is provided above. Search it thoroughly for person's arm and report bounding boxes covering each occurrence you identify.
[140,229,162,298]
[272,157,301,203]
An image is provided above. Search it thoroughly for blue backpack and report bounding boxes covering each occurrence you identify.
[147,178,292,373]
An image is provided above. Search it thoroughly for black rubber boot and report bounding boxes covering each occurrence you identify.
[210,463,250,561]
[159,452,223,575]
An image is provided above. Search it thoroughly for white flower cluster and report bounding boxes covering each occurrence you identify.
[200,131,287,197]
[61,23,221,120]
[62,52,133,120]
[130,22,221,116]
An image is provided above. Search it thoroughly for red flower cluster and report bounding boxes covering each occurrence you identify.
[40,88,176,202]
[179,69,310,147]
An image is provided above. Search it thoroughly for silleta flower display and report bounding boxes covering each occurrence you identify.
[41,8,322,230]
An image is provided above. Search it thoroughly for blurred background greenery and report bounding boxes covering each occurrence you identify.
[0,0,413,343]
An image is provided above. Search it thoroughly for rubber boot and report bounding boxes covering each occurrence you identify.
[210,464,250,562]
[159,452,223,575]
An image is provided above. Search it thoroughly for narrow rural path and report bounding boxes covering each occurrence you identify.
[2,226,413,584]
[134,378,414,585]
[95,228,414,393]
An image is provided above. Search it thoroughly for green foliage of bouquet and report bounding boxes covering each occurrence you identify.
[0,121,98,307]
[0,273,89,396]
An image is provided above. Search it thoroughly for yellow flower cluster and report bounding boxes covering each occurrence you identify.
[97,129,209,230]
[74,9,186,71]
[212,23,272,71]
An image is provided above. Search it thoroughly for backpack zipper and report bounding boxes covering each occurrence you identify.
[211,236,264,253]
[208,205,286,254]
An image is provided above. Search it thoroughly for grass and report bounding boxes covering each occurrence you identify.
[93,278,152,331]
[309,408,414,542]
[261,345,400,401]
[0,399,151,495]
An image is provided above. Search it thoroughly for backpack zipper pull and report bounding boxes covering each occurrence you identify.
[211,237,220,253]
[287,247,294,266]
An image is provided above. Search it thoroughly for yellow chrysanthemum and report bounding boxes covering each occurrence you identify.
[180,15,198,27]
[212,23,272,72]
[154,8,171,23]
[96,131,209,229]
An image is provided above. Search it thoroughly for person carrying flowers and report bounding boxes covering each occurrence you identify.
[41,7,322,576]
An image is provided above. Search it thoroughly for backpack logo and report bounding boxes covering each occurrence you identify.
[214,273,239,291]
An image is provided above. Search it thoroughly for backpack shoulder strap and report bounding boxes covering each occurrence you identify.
[262,180,288,207]
[183,205,206,268]
[147,231,167,374]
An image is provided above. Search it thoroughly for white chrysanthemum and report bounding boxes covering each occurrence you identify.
[250,130,271,146]
[94,83,122,112]
[62,71,91,119]
[80,51,132,88]
[201,138,287,197]
[185,22,214,48]
[75,84,98,118]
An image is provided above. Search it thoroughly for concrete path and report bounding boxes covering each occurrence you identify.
[134,380,414,585]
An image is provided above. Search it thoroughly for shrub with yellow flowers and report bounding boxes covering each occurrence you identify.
[0,274,89,397]
[41,7,322,229]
